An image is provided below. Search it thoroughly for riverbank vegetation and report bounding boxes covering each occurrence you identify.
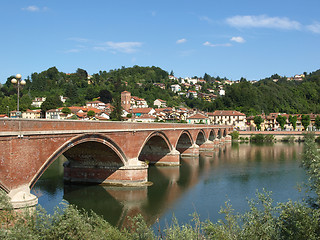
[1,133,320,239]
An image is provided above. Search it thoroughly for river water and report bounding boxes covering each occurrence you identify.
[32,142,307,228]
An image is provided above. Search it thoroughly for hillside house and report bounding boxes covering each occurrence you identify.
[153,99,167,108]
[171,84,181,93]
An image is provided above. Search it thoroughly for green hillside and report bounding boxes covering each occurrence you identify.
[1,65,320,116]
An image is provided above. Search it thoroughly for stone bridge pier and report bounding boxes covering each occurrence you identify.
[0,119,232,208]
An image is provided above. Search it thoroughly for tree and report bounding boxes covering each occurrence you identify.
[315,116,320,130]
[289,115,298,130]
[64,83,79,104]
[301,114,311,131]
[109,96,123,121]
[41,95,63,113]
[87,110,95,118]
[276,115,287,130]
[109,75,124,121]
[254,116,263,130]
[99,89,113,103]
[62,107,71,115]
[76,68,88,80]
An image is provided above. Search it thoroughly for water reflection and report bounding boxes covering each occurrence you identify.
[32,142,306,227]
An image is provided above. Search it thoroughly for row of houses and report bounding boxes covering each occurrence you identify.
[5,103,247,129]
[247,113,319,131]
[5,105,320,132]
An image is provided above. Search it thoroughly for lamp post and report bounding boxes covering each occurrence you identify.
[11,74,26,118]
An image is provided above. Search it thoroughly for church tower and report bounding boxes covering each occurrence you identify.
[121,91,131,111]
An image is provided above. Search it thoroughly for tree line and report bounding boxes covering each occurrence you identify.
[1,66,320,117]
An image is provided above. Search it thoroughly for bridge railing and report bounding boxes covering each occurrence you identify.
[0,119,232,134]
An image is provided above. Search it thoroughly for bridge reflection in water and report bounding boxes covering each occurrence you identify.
[33,142,306,228]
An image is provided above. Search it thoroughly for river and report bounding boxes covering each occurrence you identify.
[32,142,307,228]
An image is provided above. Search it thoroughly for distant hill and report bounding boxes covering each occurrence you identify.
[1,65,320,115]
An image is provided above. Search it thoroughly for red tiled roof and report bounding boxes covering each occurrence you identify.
[131,108,153,114]
[187,113,208,119]
[208,110,245,116]
[26,109,41,113]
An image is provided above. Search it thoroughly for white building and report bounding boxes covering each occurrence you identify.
[22,109,41,119]
[153,99,167,108]
[219,89,225,96]
[208,110,246,130]
[86,100,106,110]
[186,90,197,98]
[31,97,46,108]
[131,96,148,109]
[170,84,181,93]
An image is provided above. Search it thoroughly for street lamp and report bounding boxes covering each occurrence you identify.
[11,74,26,118]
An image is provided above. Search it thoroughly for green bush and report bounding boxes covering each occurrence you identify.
[250,134,274,143]
[230,131,239,140]
[281,136,295,142]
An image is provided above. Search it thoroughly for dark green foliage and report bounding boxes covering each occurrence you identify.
[2,66,320,115]
[87,110,95,118]
[213,72,320,115]
[109,76,124,121]
[41,95,63,112]
[276,115,287,130]
[253,116,263,130]
[65,83,79,104]
[230,131,239,140]
[301,114,311,131]
[61,107,71,115]
[289,115,298,130]
[250,134,274,143]
[301,133,320,208]
[99,89,112,103]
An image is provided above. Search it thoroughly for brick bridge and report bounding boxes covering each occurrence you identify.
[0,119,232,208]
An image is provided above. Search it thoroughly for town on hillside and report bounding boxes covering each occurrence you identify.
[1,66,320,132]
[2,89,319,132]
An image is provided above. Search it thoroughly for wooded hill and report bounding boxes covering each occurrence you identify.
[0,66,320,116]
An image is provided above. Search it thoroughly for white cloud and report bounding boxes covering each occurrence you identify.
[22,6,48,12]
[95,41,143,53]
[65,49,81,53]
[176,38,187,44]
[68,37,90,43]
[226,15,301,30]
[23,6,40,12]
[307,22,320,34]
[230,36,245,43]
[203,41,232,47]
[200,16,213,24]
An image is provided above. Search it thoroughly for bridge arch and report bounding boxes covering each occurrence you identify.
[30,133,127,188]
[209,130,216,141]
[138,131,173,164]
[176,130,194,154]
[195,130,206,146]
[217,129,222,139]
[223,129,227,137]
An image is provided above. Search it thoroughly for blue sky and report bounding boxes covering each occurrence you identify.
[1,0,320,83]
